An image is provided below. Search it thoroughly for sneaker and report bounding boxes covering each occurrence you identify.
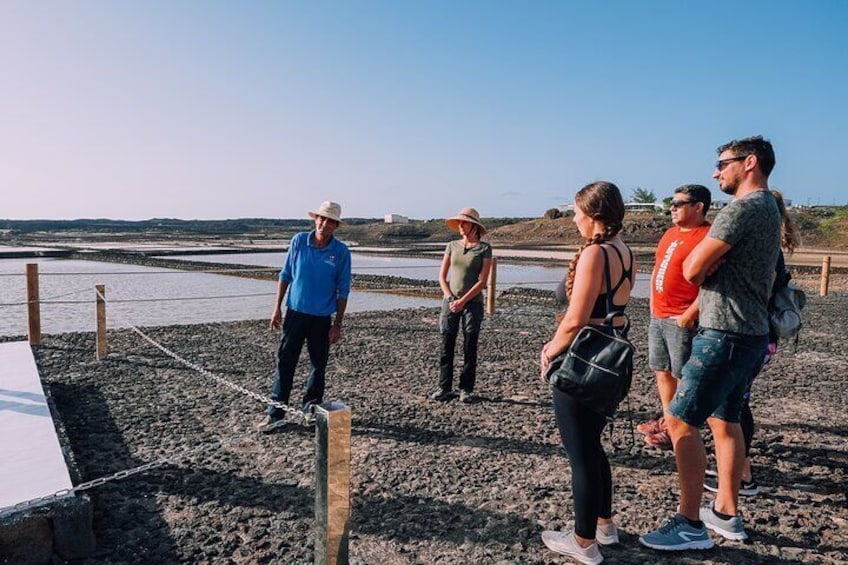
[596,523,619,545]
[700,504,748,541]
[541,531,603,564]
[459,390,474,404]
[430,388,453,401]
[704,470,759,497]
[302,403,317,425]
[637,417,665,435]
[645,430,673,451]
[639,514,714,551]
[256,415,285,434]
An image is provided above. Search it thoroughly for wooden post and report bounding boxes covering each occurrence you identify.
[26,263,41,346]
[486,257,497,315]
[95,284,107,360]
[314,402,351,565]
[820,256,831,297]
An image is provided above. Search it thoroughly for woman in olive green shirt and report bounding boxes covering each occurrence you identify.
[432,207,493,403]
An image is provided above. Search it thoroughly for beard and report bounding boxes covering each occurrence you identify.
[719,181,738,195]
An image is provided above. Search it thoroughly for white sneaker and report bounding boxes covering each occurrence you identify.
[596,522,619,545]
[541,531,603,564]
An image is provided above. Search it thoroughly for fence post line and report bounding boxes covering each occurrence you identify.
[314,402,351,565]
[26,263,42,346]
[486,257,497,315]
[96,284,107,360]
[820,256,831,297]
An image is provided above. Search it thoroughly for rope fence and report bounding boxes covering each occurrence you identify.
[3,280,354,563]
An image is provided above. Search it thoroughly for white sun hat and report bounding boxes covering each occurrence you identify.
[308,201,344,224]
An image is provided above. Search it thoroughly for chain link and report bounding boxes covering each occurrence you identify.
[0,438,223,518]
[0,288,321,518]
[95,288,307,423]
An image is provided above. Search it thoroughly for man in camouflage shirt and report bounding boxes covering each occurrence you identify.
[640,136,781,551]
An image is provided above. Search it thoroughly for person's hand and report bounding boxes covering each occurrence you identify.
[449,298,466,313]
[673,314,697,329]
[540,342,553,382]
[329,324,342,344]
[269,309,282,330]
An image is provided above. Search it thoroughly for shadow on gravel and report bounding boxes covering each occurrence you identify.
[763,420,848,439]
[353,492,536,545]
[352,419,559,456]
[48,381,181,563]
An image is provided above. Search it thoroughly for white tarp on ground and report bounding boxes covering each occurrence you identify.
[0,341,72,509]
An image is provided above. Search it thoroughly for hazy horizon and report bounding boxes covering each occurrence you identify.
[2,1,846,221]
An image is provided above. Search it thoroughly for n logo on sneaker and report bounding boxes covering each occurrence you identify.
[678,531,705,542]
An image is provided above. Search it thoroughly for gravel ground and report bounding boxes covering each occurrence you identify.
[18,289,848,564]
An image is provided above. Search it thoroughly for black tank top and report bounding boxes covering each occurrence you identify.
[555,243,633,317]
[590,244,633,318]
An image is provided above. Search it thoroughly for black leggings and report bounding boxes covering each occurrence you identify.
[552,387,612,540]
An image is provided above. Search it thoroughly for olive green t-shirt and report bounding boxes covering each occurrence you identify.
[445,240,493,302]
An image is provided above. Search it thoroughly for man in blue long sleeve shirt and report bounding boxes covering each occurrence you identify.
[262,201,351,427]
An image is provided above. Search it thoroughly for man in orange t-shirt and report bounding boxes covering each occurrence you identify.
[639,184,712,449]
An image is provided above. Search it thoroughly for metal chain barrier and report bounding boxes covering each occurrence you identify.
[95,288,308,424]
[0,438,222,518]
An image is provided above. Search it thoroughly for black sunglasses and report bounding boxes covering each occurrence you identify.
[670,199,699,209]
[715,155,748,171]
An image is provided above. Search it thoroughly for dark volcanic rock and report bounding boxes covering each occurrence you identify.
[20,291,848,564]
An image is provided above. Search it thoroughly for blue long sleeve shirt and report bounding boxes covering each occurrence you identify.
[280,231,351,317]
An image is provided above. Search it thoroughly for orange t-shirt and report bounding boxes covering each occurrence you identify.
[651,224,710,318]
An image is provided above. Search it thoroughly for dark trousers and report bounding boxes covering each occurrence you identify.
[268,309,331,419]
[438,299,483,392]
[740,344,772,457]
[552,387,612,540]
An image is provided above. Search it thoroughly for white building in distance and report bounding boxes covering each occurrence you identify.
[384,214,409,224]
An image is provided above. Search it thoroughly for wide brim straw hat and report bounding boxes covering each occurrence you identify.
[308,201,344,224]
[445,207,486,235]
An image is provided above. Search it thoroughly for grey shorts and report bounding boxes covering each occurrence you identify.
[648,316,697,378]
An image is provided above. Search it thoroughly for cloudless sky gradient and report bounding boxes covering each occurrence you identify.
[1,0,846,220]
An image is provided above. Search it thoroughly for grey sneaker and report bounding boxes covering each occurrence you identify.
[459,390,474,403]
[430,388,452,401]
[541,531,603,564]
[596,522,619,545]
[700,504,748,540]
[639,514,714,551]
[704,469,760,497]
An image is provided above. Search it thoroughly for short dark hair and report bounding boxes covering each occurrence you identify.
[674,184,712,214]
[717,135,775,177]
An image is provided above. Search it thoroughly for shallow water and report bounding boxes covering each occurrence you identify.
[0,252,648,337]
[0,258,438,337]
[165,251,650,296]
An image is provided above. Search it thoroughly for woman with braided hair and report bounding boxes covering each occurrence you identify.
[540,181,635,564]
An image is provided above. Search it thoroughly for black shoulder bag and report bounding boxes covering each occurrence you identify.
[545,245,634,418]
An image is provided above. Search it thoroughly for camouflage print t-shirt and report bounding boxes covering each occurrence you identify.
[699,190,780,335]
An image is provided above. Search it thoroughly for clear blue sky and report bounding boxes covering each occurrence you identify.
[1,0,846,220]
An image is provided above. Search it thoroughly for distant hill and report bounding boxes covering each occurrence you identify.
[1,206,845,249]
[488,206,848,249]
